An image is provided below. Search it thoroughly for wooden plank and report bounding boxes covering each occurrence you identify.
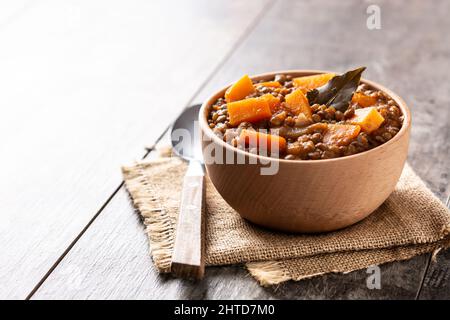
[418,250,450,300]
[33,132,275,299]
[32,185,275,300]
[417,196,450,300]
[0,0,271,299]
[32,0,450,299]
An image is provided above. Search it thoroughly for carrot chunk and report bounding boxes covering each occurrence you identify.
[323,124,361,146]
[225,74,255,103]
[227,97,272,126]
[255,81,281,88]
[349,107,385,133]
[293,73,335,92]
[240,129,286,153]
[260,93,281,113]
[351,92,377,107]
[284,89,312,119]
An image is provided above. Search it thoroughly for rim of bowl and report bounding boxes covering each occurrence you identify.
[199,70,411,164]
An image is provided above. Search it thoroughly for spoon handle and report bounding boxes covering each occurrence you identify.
[171,159,205,279]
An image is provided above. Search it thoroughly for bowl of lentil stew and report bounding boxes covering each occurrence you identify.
[200,70,411,233]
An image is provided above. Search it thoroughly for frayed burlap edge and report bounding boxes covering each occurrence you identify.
[246,261,292,286]
[247,239,450,286]
[122,159,176,273]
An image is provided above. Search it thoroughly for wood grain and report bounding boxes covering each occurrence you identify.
[0,0,271,299]
[418,250,450,300]
[32,135,276,300]
[418,196,450,300]
[30,0,450,299]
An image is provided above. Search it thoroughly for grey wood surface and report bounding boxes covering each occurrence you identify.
[418,196,450,300]
[3,0,450,299]
[0,0,271,299]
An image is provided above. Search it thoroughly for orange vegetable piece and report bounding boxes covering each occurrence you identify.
[225,74,255,103]
[240,129,287,154]
[323,124,361,146]
[352,92,377,107]
[284,88,312,119]
[227,97,272,126]
[293,73,335,92]
[255,81,281,88]
[260,94,281,112]
[349,107,385,133]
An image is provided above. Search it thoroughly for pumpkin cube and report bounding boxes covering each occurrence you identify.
[351,92,377,107]
[255,81,281,88]
[225,74,255,103]
[260,94,281,113]
[350,107,385,133]
[240,129,286,154]
[323,124,361,146]
[284,88,312,119]
[293,73,335,92]
[227,97,272,126]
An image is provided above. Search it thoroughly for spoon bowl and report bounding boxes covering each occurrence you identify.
[171,104,202,161]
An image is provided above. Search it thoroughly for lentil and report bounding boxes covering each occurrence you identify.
[208,73,403,160]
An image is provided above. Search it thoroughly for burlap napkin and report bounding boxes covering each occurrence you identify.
[122,153,450,286]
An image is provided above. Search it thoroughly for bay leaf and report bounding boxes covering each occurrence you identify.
[306,67,366,112]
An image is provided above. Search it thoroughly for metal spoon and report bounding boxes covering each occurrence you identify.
[170,104,205,279]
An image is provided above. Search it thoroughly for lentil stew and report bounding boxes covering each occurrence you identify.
[207,69,404,160]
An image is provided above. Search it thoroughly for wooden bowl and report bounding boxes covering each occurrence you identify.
[199,70,411,233]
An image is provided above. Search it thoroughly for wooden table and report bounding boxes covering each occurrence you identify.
[1,0,449,300]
